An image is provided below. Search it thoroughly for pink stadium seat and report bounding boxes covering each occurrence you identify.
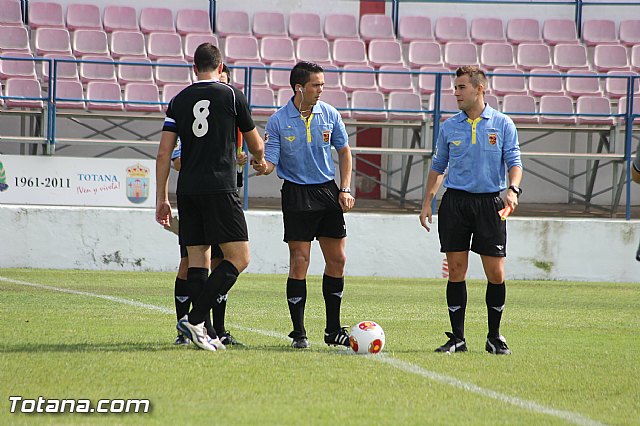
[162,83,189,105]
[565,70,601,98]
[124,82,162,112]
[480,43,515,70]
[553,44,589,72]
[253,12,286,38]
[582,19,617,46]
[288,12,322,39]
[0,25,30,53]
[54,79,85,109]
[0,52,36,79]
[118,57,154,84]
[430,93,459,120]
[490,68,527,96]
[352,90,387,121]
[80,55,116,83]
[604,71,639,99]
[435,17,469,43]
[528,68,563,97]
[324,14,358,41]
[296,38,332,65]
[322,64,342,89]
[1,80,5,106]
[0,0,22,26]
[418,66,453,95]
[378,65,414,93]
[249,87,276,116]
[501,94,538,124]
[147,33,184,60]
[66,3,102,31]
[388,91,424,121]
[110,31,147,59]
[318,89,349,118]
[593,45,630,72]
[42,54,79,81]
[332,39,368,66]
[471,18,505,44]
[155,58,192,87]
[34,28,72,56]
[516,43,552,70]
[72,29,109,57]
[619,20,640,47]
[543,19,578,46]
[268,61,295,90]
[485,93,499,110]
[444,42,479,69]
[506,18,542,45]
[86,81,123,111]
[176,9,212,36]
[360,14,394,41]
[539,95,576,124]
[224,35,260,63]
[576,96,614,125]
[276,88,291,107]
[184,34,218,62]
[342,64,377,92]
[632,46,640,72]
[260,36,295,64]
[368,39,403,68]
[232,61,268,89]
[103,6,139,33]
[618,96,640,123]
[140,7,175,34]
[216,11,251,37]
[28,1,64,29]
[4,77,43,108]
[398,16,433,42]
[407,41,443,69]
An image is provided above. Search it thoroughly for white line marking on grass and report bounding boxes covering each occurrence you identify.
[1,275,607,426]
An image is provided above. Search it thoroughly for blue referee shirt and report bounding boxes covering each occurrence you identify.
[265,98,349,185]
[432,104,522,193]
[170,138,181,161]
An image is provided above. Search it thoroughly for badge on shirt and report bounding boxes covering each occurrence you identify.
[322,130,331,143]
[488,134,497,145]
[285,136,296,142]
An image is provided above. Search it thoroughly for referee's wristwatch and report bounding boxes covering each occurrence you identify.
[339,187,351,193]
[508,185,522,198]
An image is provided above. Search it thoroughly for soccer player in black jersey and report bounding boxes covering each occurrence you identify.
[156,43,267,352]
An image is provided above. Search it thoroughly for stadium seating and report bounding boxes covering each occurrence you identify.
[80,56,117,83]
[490,68,527,96]
[485,93,499,110]
[332,39,368,66]
[54,79,85,109]
[0,52,36,80]
[604,71,639,99]
[155,58,192,86]
[216,11,251,37]
[260,36,295,64]
[318,89,350,118]
[398,16,433,42]
[224,35,260,63]
[268,61,295,90]
[543,19,579,45]
[147,33,184,60]
[516,43,552,70]
[4,77,43,108]
[253,12,286,38]
[480,43,516,70]
[321,64,342,89]
[576,96,614,125]
[162,83,189,105]
[117,57,154,84]
[249,87,276,115]
[0,25,30,53]
[470,18,505,44]
[435,17,469,43]
[184,34,218,62]
[377,65,414,93]
[593,45,630,72]
[368,40,403,68]
[619,20,640,47]
[296,38,332,65]
[176,9,212,35]
[360,14,394,41]
[565,70,601,98]
[110,31,147,59]
[72,30,109,57]
[351,90,387,121]
[232,61,268,89]
[501,94,538,123]
[86,80,123,111]
[388,91,425,120]
[506,18,542,45]
[444,42,479,69]
[42,54,79,82]
[103,6,139,33]
[342,64,377,92]
[618,96,640,122]
[553,44,589,71]
[430,93,459,119]
[66,3,102,31]
[324,14,358,40]
[28,1,64,29]
[289,12,322,39]
[407,41,443,69]
[539,95,576,124]
[0,0,23,26]
[418,66,453,94]
[34,28,72,56]
[528,68,564,97]
[633,46,640,72]
[124,82,162,112]
[139,7,175,34]
[582,19,617,46]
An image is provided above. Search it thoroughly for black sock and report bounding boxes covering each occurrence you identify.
[322,274,344,333]
[286,278,307,338]
[185,267,207,324]
[204,312,216,339]
[189,261,239,325]
[174,277,189,322]
[486,281,506,339]
[446,280,467,339]
[213,261,236,335]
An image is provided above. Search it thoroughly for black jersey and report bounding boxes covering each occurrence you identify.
[162,79,255,195]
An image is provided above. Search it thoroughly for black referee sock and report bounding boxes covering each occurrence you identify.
[174,277,190,322]
[486,281,506,339]
[189,261,239,326]
[212,260,239,336]
[185,267,208,323]
[446,280,467,340]
[322,274,344,333]
[286,278,307,338]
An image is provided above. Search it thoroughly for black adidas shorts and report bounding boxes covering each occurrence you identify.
[438,188,507,257]
[281,180,346,242]
[177,192,248,247]
[179,244,223,259]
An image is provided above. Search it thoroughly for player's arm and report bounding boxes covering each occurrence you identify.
[419,169,444,232]
[506,165,523,209]
[502,120,523,209]
[156,130,177,226]
[242,127,268,172]
[336,145,355,212]
[255,116,280,176]
[632,145,640,184]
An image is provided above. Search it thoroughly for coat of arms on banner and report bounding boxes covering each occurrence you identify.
[0,161,8,192]
[126,163,149,204]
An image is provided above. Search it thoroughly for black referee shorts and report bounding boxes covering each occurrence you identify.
[281,180,346,242]
[438,188,507,257]
[179,244,224,259]
[177,192,248,247]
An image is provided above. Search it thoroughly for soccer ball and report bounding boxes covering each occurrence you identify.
[349,321,385,354]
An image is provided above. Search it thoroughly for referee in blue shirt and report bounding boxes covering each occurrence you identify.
[254,61,355,349]
[420,66,523,355]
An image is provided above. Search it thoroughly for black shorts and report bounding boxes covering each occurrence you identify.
[177,192,248,247]
[281,180,346,242]
[179,244,223,259]
[438,188,507,257]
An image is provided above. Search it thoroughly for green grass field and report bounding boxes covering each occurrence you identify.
[0,268,638,425]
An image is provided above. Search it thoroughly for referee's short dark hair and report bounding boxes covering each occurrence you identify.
[290,61,324,91]
[194,43,222,73]
[455,66,487,89]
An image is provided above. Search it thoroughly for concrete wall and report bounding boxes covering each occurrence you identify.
[2,205,639,282]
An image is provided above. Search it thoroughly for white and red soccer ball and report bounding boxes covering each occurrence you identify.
[349,321,385,354]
